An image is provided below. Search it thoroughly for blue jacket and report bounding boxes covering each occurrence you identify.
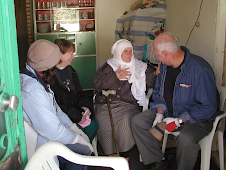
[150,46,220,123]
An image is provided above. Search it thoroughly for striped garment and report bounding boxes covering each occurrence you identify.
[115,1,166,60]
[95,101,141,155]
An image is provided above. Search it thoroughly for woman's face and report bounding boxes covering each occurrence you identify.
[59,49,75,67]
[121,47,132,63]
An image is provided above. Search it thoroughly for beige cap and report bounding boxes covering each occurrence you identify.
[27,39,61,72]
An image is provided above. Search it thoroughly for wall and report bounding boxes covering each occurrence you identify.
[96,0,225,85]
[96,0,137,67]
[165,0,225,85]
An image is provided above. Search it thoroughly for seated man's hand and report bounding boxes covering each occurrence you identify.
[163,117,185,133]
[152,113,164,127]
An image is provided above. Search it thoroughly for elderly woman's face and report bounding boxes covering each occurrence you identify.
[121,47,132,63]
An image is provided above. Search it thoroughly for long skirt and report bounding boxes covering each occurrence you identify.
[95,101,141,155]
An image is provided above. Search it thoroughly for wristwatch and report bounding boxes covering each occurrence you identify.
[178,118,184,125]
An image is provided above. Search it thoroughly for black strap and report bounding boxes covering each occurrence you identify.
[21,68,50,92]
[154,124,164,135]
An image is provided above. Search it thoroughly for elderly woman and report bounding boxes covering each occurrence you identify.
[93,39,159,160]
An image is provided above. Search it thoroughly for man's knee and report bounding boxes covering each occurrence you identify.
[176,131,195,147]
[131,113,141,128]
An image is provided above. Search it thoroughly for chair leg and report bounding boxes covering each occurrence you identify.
[92,135,98,156]
[217,131,224,170]
[139,154,143,162]
[162,133,168,155]
[199,139,212,170]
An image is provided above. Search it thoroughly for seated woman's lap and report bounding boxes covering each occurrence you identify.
[58,143,91,170]
[95,101,141,155]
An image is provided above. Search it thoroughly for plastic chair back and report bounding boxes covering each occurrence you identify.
[24,120,38,160]
[143,88,153,111]
[25,142,129,170]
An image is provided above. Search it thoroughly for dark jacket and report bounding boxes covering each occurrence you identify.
[51,65,94,123]
[93,62,157,105]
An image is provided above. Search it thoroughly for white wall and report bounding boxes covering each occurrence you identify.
[96,0,137,67]
[165,0,216,65]
[165,0,225,85]
[96,0,225,85]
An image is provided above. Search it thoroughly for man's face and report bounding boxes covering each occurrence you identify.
[153,46,170,66]
[153,46,165,63]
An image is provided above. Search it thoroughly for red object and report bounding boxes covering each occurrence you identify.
[37,71,43,78]
[166,121,177,132]
[123,11,128,15]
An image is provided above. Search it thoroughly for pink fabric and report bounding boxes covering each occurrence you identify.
[78,115,91,128]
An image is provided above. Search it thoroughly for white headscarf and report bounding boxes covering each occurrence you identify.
[107,39,147,106]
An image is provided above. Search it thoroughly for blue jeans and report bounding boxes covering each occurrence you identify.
[58,143,91,170]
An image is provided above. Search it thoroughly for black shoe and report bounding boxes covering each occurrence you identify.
[149,158,169,170]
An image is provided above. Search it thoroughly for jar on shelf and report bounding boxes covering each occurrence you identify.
[44,14,49,20]
[51,1,56,8]
[82,12,88,19]
[88,12,94,19]
[78,0,81,7]
[42,1,46,9]
[88,0,92,7]
[83,0,87,6]
[37,14,43,21]
[79,12,82,19]
[91,0,94,6]
[61,1,67,8]
[46,2,50,9]
[37,1,41,9]
[56,2,61,8]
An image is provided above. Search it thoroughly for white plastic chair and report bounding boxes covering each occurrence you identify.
[24,119,99,160]
[143,88,153,112]
[92,134,98,156]
[24,141,129,170]
[24,120,38,160]
[161,85,226,170]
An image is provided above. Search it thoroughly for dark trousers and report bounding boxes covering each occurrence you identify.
[58,143,91,170]
[131,109,213,170]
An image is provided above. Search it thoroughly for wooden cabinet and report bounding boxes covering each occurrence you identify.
[33,0,97,89]
[71,55,96,89]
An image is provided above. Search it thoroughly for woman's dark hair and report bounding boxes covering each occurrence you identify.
[41,66,58,85]
[54,39,75,54]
